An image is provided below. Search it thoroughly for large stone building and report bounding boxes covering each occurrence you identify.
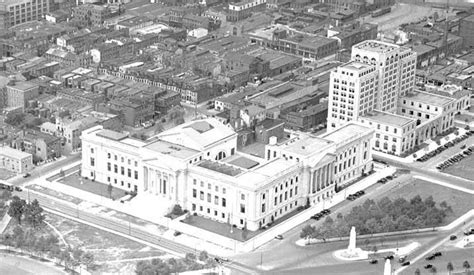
[81,118,373,231]
[459,14,474,49]
[6,81,39,111]
[0,0,50,27]
[327,40,456,156]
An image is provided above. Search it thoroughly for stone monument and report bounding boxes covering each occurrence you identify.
[348,226,356,252]
[384,259,391,275]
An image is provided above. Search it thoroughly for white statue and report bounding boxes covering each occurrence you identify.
[384,259,391,275]
[348,226,356,251]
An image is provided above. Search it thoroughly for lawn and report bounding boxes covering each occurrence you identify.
[58,172,127,200]
[0,168,16,180]
[27,184,83,205]
[442,153,474,181]
[182,207,303,242]
[385,178,474,225]
[46,213,167,274]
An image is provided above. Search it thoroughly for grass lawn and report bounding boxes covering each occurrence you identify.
[385,178,474,225]
[58,172,127,200]
[182,207,303,242]
[26,184,83,205]
[46,213,166,274]
[442,153,474,181]
[0,168,16,180]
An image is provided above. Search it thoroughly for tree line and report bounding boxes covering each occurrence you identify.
[301,195,453,239]
[7,196,45,228]
[136,251,216,275]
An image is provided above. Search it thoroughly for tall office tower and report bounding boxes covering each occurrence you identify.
[328,40,417,130]
[327,61,379,129]
[351,40,416,112]
[0,0,51,27]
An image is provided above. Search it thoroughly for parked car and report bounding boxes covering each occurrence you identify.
[424,264,433,269]
[425,255,435,261]
[450,235,457,241]
[401,261,410,266]
[369,259,378,264]
[23,173,31,178]
[173,231,182,237]
[275,235,283,240]
[433,252,442,257]
[385,255,394,260]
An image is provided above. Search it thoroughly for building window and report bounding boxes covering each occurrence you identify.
[200,191,204,200]
[241,194,245,200]
[261,203,266,213]
[134,171,138,180]
[91,148,94,153]
[127,169,131,177]
[90,157,95,166]
[107,153,111,159]
[222,198,226,207]
[114,165,118,173]
[240,204,245,213]
[207,193,211,203]
[121,167,124,175]
[107,163,111,171]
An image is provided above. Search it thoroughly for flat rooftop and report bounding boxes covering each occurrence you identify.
[144,139,199,159]
[0,146,31,159]
[362,111,414,127]
[353,40,398,53]
[197,160,243,177]
[280,135,333,156]
[404,90,454,106]
[340,61,374,72]
[96,129,128,141]
[321,123,372,142]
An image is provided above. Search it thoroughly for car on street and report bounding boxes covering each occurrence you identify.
[425,255,435,261]
[424,264,433,269]
[399,256,407,263]
[385,255,394,260]
[450,235,457,240]
[173,231,182,237]
[433,252,442,257]
[23,173,31,178]
[321,209,331,215]
[275,235,283,240]
[401,261,410,266]
[369,259,378,264]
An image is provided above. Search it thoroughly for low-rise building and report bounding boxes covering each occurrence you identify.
[0,146,32,174]
[6,80,39,111]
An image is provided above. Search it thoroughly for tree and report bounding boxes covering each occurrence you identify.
[24,199,45,228]
[185,253,196,264]
[198,250,208,262]
[463,260,471,272]
[81,252,94,268]
[7,196,26,224]
[12,226,24,248]
[5,112,25,126]
[447,262,453,275]
[300,225,315,239]
[171,204,184,216]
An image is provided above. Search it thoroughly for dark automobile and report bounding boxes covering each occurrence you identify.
[385,255,394,260]
[433,252,442,257]
[450,235,457,241]
[23,173,31,178]
[425,255,435,261]
[321,209,331,215]
[401,261,410,266]
[424,264,433,269]
[369,259,378,264]
[275,235,283,240]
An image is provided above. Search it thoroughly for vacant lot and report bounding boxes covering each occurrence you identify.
[384,178,474,224]
[442,154,474,181]
[46,214,168,275]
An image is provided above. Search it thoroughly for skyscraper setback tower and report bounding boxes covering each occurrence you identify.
[328,40,417,129]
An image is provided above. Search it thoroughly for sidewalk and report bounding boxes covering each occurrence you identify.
[0,214,11,234]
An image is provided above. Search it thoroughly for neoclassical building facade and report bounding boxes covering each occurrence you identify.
[81,118,373,231]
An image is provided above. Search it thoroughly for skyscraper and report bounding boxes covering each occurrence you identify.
[328,40,417,129]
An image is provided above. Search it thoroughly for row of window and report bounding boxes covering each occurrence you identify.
[192,189,227,208]
[107,162,139,180]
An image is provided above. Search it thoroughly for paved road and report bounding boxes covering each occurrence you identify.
[10,154,81,186]
[402,246,474,274]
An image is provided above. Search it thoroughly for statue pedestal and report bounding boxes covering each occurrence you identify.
[334,248,369,261]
